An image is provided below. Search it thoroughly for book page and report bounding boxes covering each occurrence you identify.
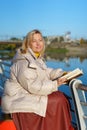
[61,68,83,81]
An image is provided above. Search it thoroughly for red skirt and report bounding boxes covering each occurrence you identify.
[12,91,74,130]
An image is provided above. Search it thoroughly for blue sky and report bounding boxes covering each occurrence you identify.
[0,0,87,39]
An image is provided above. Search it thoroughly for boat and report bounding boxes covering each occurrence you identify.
[0,60,87,130]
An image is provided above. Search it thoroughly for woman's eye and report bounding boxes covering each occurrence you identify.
[32,39,42,42]
[33,40,36,42]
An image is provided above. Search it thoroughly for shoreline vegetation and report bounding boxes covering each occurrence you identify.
[45,44,87,60]
[0,41,87,60]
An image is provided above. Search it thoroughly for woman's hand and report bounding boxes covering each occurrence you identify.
[57,77,67,86]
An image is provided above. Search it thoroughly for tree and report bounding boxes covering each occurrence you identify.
[59,36,64,43]
[10,37,22,41]
[80,38,85,44]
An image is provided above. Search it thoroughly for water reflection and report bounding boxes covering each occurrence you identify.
[63,57,70,67]
[46,53,87,63]
[46,57,87,85]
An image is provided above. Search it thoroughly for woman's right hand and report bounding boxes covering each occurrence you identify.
[57,77,67,86]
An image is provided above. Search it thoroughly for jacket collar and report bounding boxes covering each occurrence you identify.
[18,48,46,70]
[28,48,42,60]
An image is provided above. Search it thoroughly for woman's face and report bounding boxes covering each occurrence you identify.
[30,33,44,53]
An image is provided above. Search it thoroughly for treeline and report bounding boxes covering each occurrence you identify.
[0,36,87,59]
[0,40,22,59]
[0,42,22,51]
[0,43,16,50]
[80,38,87,44]
[0,36,87,51]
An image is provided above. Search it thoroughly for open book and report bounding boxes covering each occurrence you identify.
[52,68,83,81]
[61,68,83,81]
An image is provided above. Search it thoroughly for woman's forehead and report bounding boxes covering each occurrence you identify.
[33,33,42,39]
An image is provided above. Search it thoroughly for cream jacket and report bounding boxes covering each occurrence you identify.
[1,48,63,117]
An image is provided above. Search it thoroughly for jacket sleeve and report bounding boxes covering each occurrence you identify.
[42,61,64,80]
[17,71,58,96]
[48,68,64,80]
[16,66,58,96]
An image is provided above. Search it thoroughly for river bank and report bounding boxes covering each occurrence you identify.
[66,46,87,57]
[0,42,87,60]
[45,42,87,60]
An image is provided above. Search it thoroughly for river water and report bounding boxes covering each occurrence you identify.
[46,57,87,84]
[46,57,87,98]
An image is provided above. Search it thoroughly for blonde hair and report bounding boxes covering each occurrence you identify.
[20,29,45,55]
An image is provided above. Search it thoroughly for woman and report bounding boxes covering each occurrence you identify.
[2,29,74,130]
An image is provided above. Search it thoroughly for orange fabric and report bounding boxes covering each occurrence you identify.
[0,120,16,130]
[34,52,40,58]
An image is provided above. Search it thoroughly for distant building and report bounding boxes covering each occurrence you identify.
[64,31,71,42]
